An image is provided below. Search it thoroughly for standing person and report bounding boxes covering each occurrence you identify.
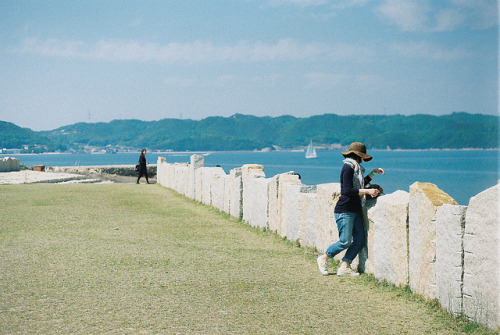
[317,142,384,276]
[137,149,150,184]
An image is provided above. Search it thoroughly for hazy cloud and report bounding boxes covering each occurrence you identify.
[451,0,499,29]
[305,72,348,88]
[264,0,328,8]
[264,0,371,9]
[163,76,198,88]
[378,0,430,32]
[378,0,498,32]
[390,41,472,61]
[163,74,283,89]
[130,16,143,27]
[305,72,389,92]
[17,38,372,64]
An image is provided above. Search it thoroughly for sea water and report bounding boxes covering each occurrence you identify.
[2,150,498,205]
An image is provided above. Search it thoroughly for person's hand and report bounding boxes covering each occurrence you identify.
[367,188,380,197]
[372,168,385,176]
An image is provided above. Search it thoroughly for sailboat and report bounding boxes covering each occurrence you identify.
[305,139,318,159]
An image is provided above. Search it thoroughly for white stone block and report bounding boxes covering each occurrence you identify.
[228,168,243,219]
[211,172,227,211]
[189,155,204,199]
[167,164,176,189]
[200,167,225,206]
[201,168,212,205]
[436,204,466,316]
[10,158,20,171]
[281,183,302,241]
[156,158,166,187]
[268,173,301,235]
[297,186,318,248]
[0,157,20,172]
[409,182,457,300]
[463,184,499,329]
[363,191,409,286]
[315,183,340,254]
[174,164,189,195]
[223,173,232,214]
[242,165,270,228]
[195,168,204,202]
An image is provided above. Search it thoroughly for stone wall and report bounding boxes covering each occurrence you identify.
[157,155,499,330]
[0,157,20,172]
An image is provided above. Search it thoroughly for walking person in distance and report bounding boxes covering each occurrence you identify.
[317,142,384,276]
[137,149,150,184]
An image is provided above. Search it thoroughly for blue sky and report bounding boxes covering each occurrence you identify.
[0,0,498,131]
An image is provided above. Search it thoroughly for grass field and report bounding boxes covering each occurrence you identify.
[0,184,494,334]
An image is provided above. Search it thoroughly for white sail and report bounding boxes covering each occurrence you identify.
[305,139,317,159]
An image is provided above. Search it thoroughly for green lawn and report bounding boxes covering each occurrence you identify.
[0,184,493,334]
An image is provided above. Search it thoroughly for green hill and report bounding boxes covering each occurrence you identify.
[0,121,66,153]
[1,112,498,152]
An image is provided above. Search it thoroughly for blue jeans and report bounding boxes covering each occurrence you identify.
[325,212,366,263]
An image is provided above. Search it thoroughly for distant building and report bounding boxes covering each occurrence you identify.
[1,148,22,154]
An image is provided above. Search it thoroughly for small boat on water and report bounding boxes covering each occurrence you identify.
[305,139,318,159]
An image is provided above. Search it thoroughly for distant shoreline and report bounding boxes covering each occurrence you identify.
[1,148,498,156]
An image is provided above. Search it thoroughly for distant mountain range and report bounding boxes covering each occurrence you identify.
[1,112,498,152]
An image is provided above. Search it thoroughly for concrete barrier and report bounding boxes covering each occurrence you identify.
[0,157,21,172]
[156,155,500,330]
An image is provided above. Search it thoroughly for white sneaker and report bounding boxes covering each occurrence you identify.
[337,267,360,277]
[317,256,328,275]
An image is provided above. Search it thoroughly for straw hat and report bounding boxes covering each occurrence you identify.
[341,142,372,162]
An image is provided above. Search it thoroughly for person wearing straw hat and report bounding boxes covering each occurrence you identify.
[317,142,385,276]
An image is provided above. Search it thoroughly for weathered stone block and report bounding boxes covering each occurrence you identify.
[436,204,466,316]
[268,173,301,235]
[363,191,410,285]
[228,168,243,219]
[297,186,318,248]
[174,164,189,195]
[166,164,176,189]
[409,182,457,300]
[314,183,340,254]
[242,165,270,228]
[188,155,204,199]
[281,183,302,241]
[0,157,20,172]
[195,168,204,202]
[463,184,499,329]
[223,172,232,214]
[201,167,225,206]
[211,172,227,211]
